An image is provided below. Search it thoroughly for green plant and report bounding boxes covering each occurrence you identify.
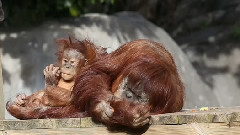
[1,0,118,27]
[232,25,240,39]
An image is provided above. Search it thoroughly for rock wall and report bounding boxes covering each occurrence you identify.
[169,0,240,107]
[0,12,219,119]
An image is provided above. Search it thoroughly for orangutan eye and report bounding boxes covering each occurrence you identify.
[63,59,68,63]
[137,95,149,104]
[126,91,133,99]
[138,96,143,102]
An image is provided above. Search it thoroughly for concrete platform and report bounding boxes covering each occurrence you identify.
[2,123,240,135]
[1,106,240,134]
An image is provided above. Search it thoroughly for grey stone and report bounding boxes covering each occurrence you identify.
[54,118,81,128]
[178,114,195,124]
[3,120,31,130]
[177,113,213,124]
[234,112,240,122]
[31,119,57,129]
[80,117,103,128]
[1,107,240,130]
[212,112,238,123]
[151,114,178,125]
[0,121,3,130]
[172,0,240,109]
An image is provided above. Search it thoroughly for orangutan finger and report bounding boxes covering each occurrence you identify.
[138,118,150,127]
[134,110,150,123]
[45,66,53,76]
[52,67,59,75]
[21,94,27,100]
[49,64,54,71]
[44,66,50,74]
[56,70,61,76]
[16,97,24,105]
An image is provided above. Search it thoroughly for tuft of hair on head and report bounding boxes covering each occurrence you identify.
[55,36,102,67]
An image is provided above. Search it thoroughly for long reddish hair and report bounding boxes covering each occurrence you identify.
[55,37,106,73]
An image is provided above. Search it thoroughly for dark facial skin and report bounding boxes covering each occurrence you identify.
[114,78,149,105]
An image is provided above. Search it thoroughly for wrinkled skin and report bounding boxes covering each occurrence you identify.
[60,49,84,81]
[92,77,151,128]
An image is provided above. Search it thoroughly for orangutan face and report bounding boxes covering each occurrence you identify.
[113,77,149,105]
[61,49,84,81]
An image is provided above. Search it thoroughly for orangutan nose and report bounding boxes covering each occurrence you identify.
[65,63,71,68]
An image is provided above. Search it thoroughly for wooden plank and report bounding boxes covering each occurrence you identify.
[0,47,4,120]
[190,123,208,135]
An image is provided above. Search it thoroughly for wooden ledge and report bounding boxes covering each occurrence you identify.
[1,106,240,130]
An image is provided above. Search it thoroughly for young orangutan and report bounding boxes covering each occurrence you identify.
[6,37,106,119]
[15,50,82,108]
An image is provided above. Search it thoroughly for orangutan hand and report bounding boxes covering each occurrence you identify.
[43,64,60,87]
[15,94,27,107]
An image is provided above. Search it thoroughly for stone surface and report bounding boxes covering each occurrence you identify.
[3,120,31,130]
[0,121,3,130]
[0,125,199,135]
[151,114,178,125]
[31,119,58,129]
[54,118,81,128]
[0,12,219,120]
[170,0,240,108]
[3,123,240,135]
[80,117,103,128]
[178,113,212,124]
[1,107,240,130]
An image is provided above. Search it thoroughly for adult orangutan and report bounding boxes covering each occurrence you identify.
[7,38,184,128]
[6,37,105,119]
[68,39,185,128]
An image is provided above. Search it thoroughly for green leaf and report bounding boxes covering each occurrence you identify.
[110,0,114,4]
[69,6,79,17]
[91,0,96,4]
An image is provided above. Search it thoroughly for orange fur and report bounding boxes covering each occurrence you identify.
[7,38,184,128]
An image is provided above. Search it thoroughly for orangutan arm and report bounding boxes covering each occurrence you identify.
[72,70,150,128]
[42,86,72,107]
